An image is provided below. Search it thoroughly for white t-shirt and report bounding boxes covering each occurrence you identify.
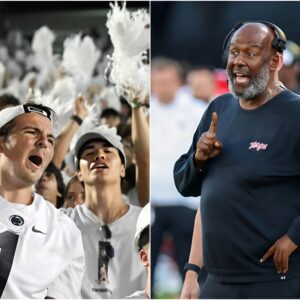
[63,204,146,299]
[125,289,148,299]
[0,193,85,299]
[151,93,206,209]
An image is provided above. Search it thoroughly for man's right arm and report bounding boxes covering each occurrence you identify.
[174,112,222,197]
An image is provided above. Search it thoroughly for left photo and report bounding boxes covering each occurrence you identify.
[0,1,150,299]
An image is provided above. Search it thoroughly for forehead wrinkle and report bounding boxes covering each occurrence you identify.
[14,113,53,135]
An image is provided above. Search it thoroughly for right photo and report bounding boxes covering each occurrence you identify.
[151,2,300,299]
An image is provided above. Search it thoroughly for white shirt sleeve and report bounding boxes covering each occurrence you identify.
[46,228,85,298]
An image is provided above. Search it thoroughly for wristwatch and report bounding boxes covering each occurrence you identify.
[184,263,201,275]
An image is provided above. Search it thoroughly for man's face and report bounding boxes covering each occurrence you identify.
[0,113,55,187]
[151,67,181,104]
[64,178,85,208]
[78,140,125,186]
[188,70,216,102]
[35,171,59,205]
[226,24,274,100]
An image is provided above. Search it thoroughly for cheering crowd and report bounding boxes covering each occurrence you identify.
[0,2,150,299]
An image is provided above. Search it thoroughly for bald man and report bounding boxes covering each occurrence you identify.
[174,22,300,298]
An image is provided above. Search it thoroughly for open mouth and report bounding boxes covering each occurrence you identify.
[233,71,251,85]
[91,163,108,171]
[28,155,43,167]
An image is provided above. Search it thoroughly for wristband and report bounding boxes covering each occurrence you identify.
[131,102,149,109]
[71,115,83,125]
[184,263,201,275]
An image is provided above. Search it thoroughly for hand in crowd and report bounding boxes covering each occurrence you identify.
[260,234,298,274]
[74,96,88,120]
[194,112,222,170]
[180,271,200,299]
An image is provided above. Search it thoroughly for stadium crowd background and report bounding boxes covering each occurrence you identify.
[0,0,149,209]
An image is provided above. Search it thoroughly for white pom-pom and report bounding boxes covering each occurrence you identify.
[62,34,101,93]
[106,2,149,58]
[98,86,121,112]
[106,2,150,106]
[32,26,56,73]
[31,26,57,91]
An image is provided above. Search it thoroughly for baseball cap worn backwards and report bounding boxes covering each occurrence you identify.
[74,125,126,166]
[0,104,53,129]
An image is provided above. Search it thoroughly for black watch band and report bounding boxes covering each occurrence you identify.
[184,263,201,275]
[71,115,83,125]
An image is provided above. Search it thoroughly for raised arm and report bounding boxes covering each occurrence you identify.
[174,112,222,197]
[131,105,149,207]
[52,96,88,169]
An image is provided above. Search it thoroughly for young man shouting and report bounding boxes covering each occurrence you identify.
[0,103,85,298]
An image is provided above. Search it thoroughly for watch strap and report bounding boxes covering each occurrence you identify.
[184,262,201,275]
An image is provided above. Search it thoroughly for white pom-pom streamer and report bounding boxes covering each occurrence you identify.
[62,34,101,93]
[32,26,56,85]
[106,2,150,105]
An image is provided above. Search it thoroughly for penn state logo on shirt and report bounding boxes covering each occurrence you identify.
[9,215,24,226]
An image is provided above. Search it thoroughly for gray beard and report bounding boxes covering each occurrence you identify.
[227,63,270,100]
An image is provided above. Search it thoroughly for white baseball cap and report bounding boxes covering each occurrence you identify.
[134,203,150,251]
[74,125,126,166]
[0,104,53,129]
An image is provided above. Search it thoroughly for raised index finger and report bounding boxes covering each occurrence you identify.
[209,112,218,133]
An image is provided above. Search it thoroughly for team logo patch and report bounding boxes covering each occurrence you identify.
[249,141,268,151]
[9,215,24,226]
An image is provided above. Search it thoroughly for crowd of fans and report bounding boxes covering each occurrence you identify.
[0,3,150,299]
[0,23,149,209]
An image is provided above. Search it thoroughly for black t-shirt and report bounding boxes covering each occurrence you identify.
[174,90,300,282]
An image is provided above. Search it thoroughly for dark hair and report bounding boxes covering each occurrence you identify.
[0,94,20,111]
[44,161,65,208]
[121,163,135,194]
[138,226,149,251]
[0,118,17,140]
[117,123,131,139]
[100,108,121,119]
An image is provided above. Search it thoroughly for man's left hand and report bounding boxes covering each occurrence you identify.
[260,235,298,274]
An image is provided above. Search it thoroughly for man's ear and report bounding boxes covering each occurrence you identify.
[120,164,126,178]
[77,170,83,182]
[139,247,150,268]
[270,53,283,72]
